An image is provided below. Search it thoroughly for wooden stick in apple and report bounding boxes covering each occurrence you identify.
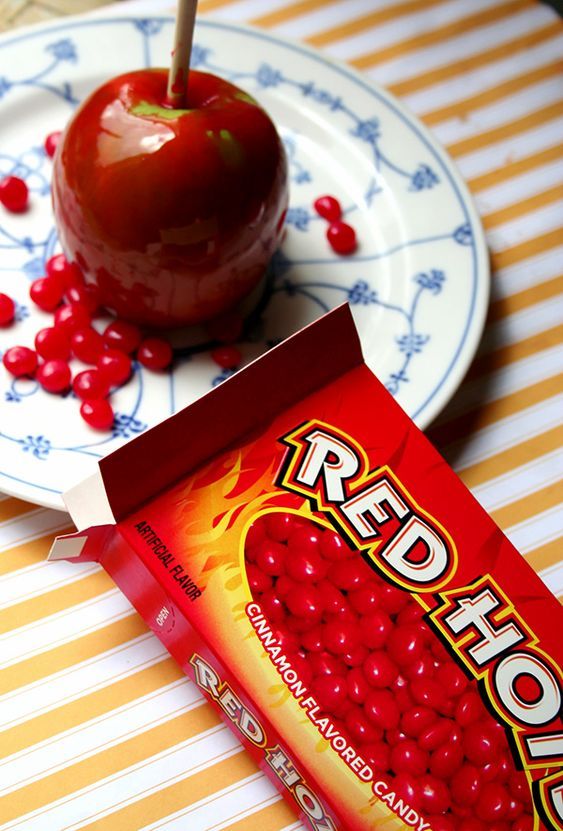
[167,0,199,108]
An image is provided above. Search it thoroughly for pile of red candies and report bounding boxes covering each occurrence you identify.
[313,195,357,255]
[0,128,243,431]
[245,512,534,831]
[0,252,244,430]
[0,253,174,430]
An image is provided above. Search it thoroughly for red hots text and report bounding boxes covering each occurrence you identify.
[279,420,457,592]
[279,420,563,830]
[190,654,337,831]
[430,576,563,830]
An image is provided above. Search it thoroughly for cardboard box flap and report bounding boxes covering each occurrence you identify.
[64,304,363,529]
[48,524,115,562]
[64,470,116,531]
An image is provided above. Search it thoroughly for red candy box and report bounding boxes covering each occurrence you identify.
[49,306,562,831]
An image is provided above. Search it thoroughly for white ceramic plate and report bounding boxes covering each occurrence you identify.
[0,15,489,511]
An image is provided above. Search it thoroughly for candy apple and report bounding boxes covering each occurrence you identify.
[52,69,288,328]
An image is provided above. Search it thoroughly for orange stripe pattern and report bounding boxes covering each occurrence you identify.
[0,1,561,829]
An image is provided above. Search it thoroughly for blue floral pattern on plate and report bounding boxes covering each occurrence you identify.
[0,16,489,508]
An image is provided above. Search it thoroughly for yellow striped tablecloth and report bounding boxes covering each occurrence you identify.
[0,0,562,828]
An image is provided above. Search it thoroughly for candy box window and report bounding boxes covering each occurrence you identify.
[50,306,563,831]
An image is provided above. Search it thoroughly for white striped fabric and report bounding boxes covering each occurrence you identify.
[0,0,561,829]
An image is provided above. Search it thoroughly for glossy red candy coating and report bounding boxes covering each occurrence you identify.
[313,195,342,222]
[363,650,398,688]
[65,283,101,314]
[2,346,37,377]
[387,624,425,666]
[436,663,469,697]
[53,69,288,328]
[97,349,132,386]
[290,652,313,686]
[401,705,437,738]
[420,774,451,814]
[286,585,323,621]
[430,741,465,779]
[0,293,15,326]
[317,579,348,615]
[475,783,510,822]
[397,602,425,625]
[264,513,295,543]
[287,525,322,559]
[411,678,447,711]
[364,689,400,729]
[511,816,533,831]
[256,540,286,576]
[286,538,326,583]
[30,277,64,312]
[508,771,531,803]
[418,718,455,752]
[301,625,324,653]
[323,619,360,655]
[346,666,369,704]
[37,359,71,393]
[459,821,487,831]
[456,692,483,726]
[314,674,347,713]
[72,369,109,401]
[342,644,368,667]
[496,755,512,784]
[379,582,409,614]
[45,131,62,158]
[328,559,369,591]
[386,727,408,746]
[137,337,173,371]
[327,220,357,255]
[345,706,381,743]
[80,398,114,430]
[246,563,272,594]
[349,583,379,614]
[54,303,91,332]
[451,765,483,806]
[274,574,294,598]
[309,652,342,678]
[259,589,285,624]
[428,816,455,831]
[0,176,28,212]
[103,320,141,354]
[35,327,71,360]
[210,345,241,370]
[46,254,83,288]
[404,649,436,681]
[391,740,429,776]
[71,327,105,364]
[273,628,299,655]
[361,610,393,650]
[319,529,353,561]
[394,774,422,810]
[481,760,502,783]
[464,724,501,766]
[505,797,524,821]
[361,739,389,772]
[451,804,473,819]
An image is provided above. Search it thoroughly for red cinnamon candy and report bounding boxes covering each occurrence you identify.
[48,306,562,831]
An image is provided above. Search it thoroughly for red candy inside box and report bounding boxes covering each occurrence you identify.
[50,306,563,831]
[245,510,535,830]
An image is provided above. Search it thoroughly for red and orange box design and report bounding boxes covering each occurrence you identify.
[50,306,563,831]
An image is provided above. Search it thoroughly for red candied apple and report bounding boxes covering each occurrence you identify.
[52,69,288,328]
